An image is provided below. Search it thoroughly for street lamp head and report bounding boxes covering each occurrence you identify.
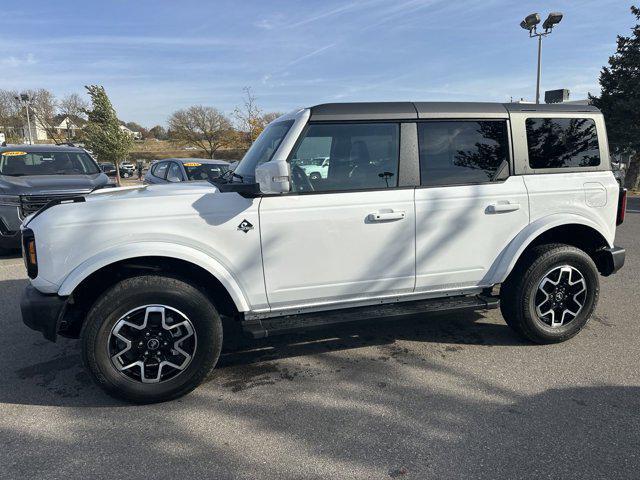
[542,12,563,31]
[19,93,30,102]
[520,13,540,31]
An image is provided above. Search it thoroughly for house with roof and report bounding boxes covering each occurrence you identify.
[119,124,142,140]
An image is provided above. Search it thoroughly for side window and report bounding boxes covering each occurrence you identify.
[166,162,182,182]
[152,161,168,179]
[526,118,600,169]
[418,121,509,187]
[289,123,399,193]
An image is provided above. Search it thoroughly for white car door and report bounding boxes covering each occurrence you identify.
[413,119,529,292]
[259,122,416,311]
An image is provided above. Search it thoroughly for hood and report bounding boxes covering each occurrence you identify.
[0,173,109,195]
[23,181,220,229]
[86,180,217,202]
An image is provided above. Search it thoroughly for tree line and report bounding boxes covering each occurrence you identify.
[0,86,282,159]
[0,89,89,144]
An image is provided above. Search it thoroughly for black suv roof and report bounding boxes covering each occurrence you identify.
[309,101,600,121]
[0,144,87,153]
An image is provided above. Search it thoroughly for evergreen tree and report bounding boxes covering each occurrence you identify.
[591,6,640,188]
[83,85,133,186]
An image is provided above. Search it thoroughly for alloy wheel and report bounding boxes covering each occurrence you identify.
[108,305,197,383]
[534,265,587,327]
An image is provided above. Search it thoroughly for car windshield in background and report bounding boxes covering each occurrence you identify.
[234,120,294,180]
[0,151,100,176]
[184,163,230,181]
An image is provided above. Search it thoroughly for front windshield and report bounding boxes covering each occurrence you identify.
[0,151,100,176]
[234,120,294,180]
[184,163,230,181]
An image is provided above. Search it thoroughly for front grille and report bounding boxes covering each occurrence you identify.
[0,218,17,236]
[19,193,87,218]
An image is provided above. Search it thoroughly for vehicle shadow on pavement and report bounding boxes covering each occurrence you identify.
[2,272,522,408]
[219,310,525,370]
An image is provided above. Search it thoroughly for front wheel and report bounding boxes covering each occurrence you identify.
[81,275,222,403]
[500,244,599,344]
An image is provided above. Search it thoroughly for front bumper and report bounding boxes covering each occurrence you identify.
[21,284,68,342]
[0,229,20,250]
[598,246,625,276]
[0,206,21,250]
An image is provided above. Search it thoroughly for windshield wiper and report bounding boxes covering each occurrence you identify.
[219,170,244,183]
[230,171,244,182]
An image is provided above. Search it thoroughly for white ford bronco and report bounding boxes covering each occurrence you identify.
[20,102,626,403]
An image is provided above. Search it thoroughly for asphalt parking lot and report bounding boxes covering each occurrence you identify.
[1,197,639,480]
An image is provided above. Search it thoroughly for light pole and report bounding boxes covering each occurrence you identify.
[15,93,34,144]
[520,12,564,104]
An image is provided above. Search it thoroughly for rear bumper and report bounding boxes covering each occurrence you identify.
[599,246,625,276]
[21,284,68,342]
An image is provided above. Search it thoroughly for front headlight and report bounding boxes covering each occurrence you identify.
[0,195,20,206]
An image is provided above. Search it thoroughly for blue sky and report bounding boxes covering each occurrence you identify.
[1,0,635,127]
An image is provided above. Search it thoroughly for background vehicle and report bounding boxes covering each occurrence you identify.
[119,162,135,178]
[0,144,109,253]
[299,157,330,181]
[144,158,230,184]
[99,163,117,177]
[20,102,626,403]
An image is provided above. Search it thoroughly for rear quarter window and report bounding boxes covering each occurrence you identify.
[526,118,600,169]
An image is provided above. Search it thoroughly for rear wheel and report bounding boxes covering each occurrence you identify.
[500,244,599,344]
[81,275,222,403]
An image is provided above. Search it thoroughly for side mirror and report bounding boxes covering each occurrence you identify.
[255,161,290,194]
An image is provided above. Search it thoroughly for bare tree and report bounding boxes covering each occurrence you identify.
[26,88,63,143]
[59,92,89,120]
[0,89,24,142]
[56,93,90,142]
[168,106,232,158]
[233,87,283,148]
[233,87,263,146]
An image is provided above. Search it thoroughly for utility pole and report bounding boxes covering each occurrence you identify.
[535,34,543,105]
[16,93,34,144]
[520,12,564,104]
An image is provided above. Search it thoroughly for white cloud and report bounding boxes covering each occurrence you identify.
[0,53,36,67]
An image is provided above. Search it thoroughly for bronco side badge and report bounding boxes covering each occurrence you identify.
[237,219,254,233]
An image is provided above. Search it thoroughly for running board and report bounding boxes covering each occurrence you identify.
[241,294,499,339]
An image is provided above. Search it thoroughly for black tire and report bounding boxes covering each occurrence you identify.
[500,243,599,344]
[81,275,222,403]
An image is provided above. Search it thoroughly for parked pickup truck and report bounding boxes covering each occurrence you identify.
[20,102,626,403]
